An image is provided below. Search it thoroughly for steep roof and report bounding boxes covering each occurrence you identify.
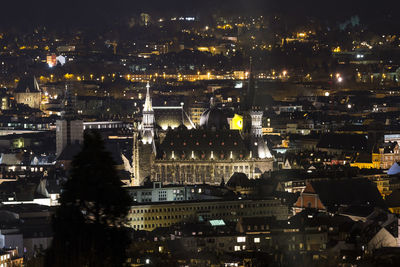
[14,76,41,93]
[158,128,248,160]
[310,179,386,210]
[143,82,153,112]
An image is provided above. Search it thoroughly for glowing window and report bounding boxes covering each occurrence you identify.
[237,237,246,243]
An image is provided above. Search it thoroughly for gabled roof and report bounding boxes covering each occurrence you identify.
[14,76,41,93]
[309,179,386,210]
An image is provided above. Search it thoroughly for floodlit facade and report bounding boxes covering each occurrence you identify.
[128,198,289,231]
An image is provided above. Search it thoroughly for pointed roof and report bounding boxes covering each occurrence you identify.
[15,75,41,93]
[143,82,153,112]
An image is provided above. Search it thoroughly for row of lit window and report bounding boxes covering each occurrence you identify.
[130,209,282,222]
[130,214,189,221]
[0,253,10,261]
[132,223,173,229]
[130,202,280,213]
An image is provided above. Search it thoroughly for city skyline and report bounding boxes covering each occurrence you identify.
[1,2,400,266]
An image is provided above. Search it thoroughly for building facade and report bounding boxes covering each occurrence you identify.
[13,76,42,109]
[128,198,289,231]
[132,84,274,186]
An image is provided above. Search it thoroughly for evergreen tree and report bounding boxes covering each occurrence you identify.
[45,131,132,267]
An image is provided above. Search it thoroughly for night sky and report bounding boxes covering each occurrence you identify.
[1,0,399,29]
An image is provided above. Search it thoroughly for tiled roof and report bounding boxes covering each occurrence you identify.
[157,128,248,160]
[310,178,386,210]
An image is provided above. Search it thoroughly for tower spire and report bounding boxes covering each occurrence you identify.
[244,56,256,111]
[143,81,153,112]
[141,82,155,144]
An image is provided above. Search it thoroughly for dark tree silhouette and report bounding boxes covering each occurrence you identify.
[45,131,132,267]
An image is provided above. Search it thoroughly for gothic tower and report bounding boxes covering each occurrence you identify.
[132,124,140,185]
[132,82,156,185]
[141,82,155,144]
[250,109,263,138]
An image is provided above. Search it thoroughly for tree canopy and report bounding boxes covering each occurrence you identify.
[45,131,132,267]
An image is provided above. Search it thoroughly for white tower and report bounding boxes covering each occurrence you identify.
[56,84,83,157]
[141,82,155,144]
[249,110,263,138]
[249,109,272,159]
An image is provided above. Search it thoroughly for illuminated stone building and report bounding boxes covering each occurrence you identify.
[132,82,274,186]
[128,198,289,231]
[132,82,156,183]
[13,76,42,109]
[0,248,23,267]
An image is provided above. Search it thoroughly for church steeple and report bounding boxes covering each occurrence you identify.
[245,56,256,111]
[143,82,153,112]
[141,82,155,144]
